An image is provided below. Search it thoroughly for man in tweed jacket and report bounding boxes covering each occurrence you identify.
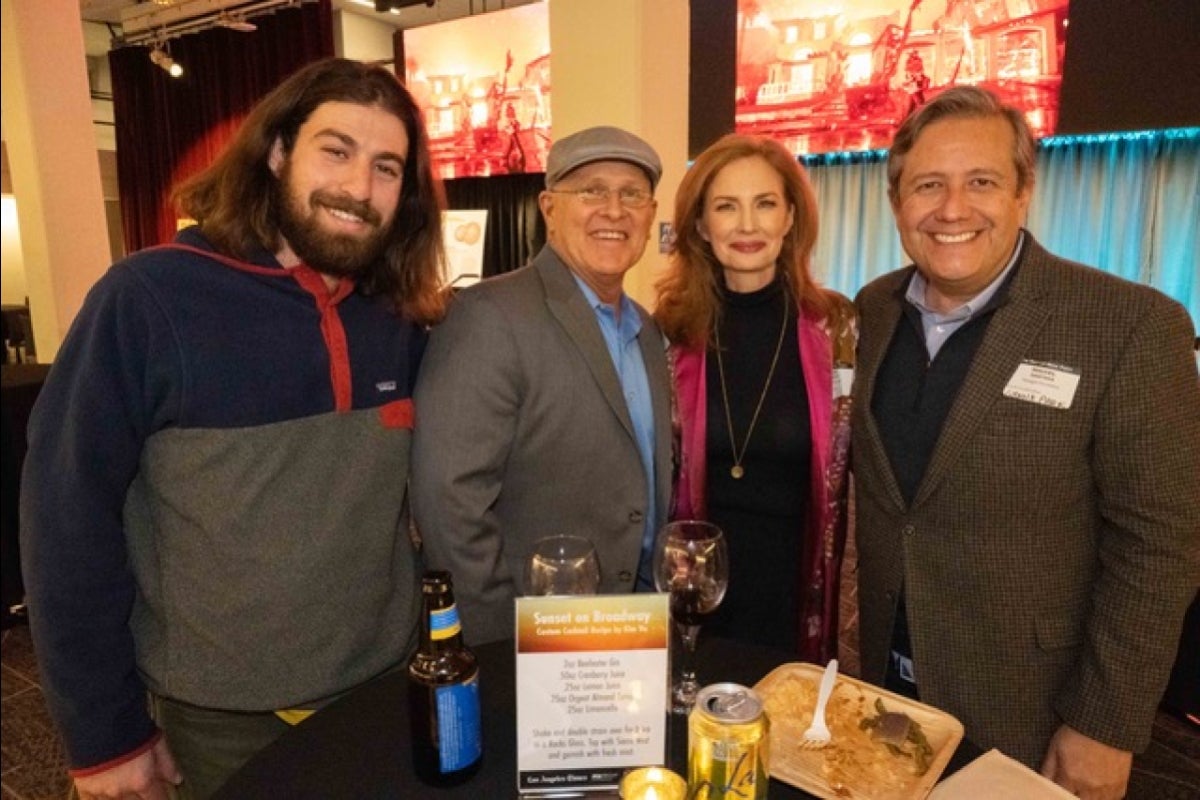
[852,87,1199,799]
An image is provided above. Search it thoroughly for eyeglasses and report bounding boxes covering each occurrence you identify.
[548,185,654,209]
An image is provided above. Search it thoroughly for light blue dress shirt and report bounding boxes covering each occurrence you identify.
[572,276,658,590]
[906,232,1024,361]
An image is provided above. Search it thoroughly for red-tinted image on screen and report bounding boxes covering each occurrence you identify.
[735,0,1070,155]
[403,3,551,180]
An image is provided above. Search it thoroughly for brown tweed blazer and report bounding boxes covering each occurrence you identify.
[851,233,1200,767]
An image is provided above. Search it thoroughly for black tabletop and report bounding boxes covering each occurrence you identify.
[214,636,978,799]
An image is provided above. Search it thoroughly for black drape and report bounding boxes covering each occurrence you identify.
[109,0,334,253]
[443,173,545,277]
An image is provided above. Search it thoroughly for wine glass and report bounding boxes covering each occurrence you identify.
[652,520,728,713]
[523,535,602,596]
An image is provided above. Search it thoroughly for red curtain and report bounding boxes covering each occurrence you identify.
[109,0,334,253]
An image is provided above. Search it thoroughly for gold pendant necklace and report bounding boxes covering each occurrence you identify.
[714,290,789,480]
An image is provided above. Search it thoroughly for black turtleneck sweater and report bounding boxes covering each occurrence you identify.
[703,278,811,650]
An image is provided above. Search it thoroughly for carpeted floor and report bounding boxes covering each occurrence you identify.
[2,620,70,800]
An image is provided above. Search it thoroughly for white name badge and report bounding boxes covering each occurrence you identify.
[1002,360,1081,409]
[514,594,670,795]
[833,367,855,399]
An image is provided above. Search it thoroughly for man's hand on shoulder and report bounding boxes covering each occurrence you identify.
[75,737,182,800]
[1041,723,1132,800]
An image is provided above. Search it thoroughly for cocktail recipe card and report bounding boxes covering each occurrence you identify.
[514,594,670,794]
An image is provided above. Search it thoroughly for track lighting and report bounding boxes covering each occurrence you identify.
[149,45,184,78]
[215,10,258,32]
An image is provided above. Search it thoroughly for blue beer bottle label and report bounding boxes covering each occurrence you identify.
[430,604,462,640]
[435,676,482,772]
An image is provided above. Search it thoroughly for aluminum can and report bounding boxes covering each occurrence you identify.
[687,683,770,799]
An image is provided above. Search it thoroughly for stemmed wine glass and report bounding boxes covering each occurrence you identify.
[523,535,602,596]
[652,520,728,713]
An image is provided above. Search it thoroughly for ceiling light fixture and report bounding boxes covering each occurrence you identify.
[119,0,316,48]
[149,45,184,78]
[215,10,258,32]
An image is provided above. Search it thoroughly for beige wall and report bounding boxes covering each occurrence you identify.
[549,0,688,310]
[334,10,396,63]
[2,195,28,307]
[2,0,112,362]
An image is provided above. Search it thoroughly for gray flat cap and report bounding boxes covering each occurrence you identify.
[545,126,662,189]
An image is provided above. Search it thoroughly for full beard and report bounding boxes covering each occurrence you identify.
[273,164,392,280]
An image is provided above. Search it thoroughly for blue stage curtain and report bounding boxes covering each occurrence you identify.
[803,149,898,301]
[802,129,1200,326]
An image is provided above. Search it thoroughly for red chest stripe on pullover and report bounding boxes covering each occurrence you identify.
[290,265,355,412]
[156,244,357,412]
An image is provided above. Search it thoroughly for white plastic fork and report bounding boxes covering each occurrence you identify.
[800,658,839,749]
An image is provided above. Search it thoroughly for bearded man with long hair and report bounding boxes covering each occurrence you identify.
[21,58,447,799]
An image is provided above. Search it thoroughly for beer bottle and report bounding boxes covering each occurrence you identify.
[408,570,483,785]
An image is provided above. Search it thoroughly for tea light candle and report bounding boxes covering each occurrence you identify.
[619,766,687,800]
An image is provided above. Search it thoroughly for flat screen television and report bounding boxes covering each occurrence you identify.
[402,2,551,180]
[731,0,1199,156]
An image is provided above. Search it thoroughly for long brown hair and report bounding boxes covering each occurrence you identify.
[173,57,446,325]
[655,134,832,348]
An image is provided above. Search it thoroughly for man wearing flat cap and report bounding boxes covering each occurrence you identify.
[412,126,673,644]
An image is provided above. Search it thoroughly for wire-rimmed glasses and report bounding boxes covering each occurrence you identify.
[546,185,654,209]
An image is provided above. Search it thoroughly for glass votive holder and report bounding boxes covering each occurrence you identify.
[619,766,687,800]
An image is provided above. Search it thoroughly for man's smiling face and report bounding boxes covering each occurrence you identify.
[270,100,408,278]
[891,115,1032,312]
[539,160,656,304]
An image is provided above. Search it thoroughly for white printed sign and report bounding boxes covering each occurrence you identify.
[514,594,670,795]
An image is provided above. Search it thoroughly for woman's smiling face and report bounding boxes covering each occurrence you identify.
[698,155,794,293]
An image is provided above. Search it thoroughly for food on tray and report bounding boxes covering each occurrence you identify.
[860,698,934,776]
[759,671,928,798]
[868,704,913,746]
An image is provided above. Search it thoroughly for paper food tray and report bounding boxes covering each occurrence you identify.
[754,663,964,800]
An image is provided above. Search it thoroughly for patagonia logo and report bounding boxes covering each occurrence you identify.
[376,380,397,392]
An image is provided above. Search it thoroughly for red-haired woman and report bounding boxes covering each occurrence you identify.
[655,134,856,661]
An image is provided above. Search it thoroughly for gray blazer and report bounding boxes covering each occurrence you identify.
[411,246,674,645]
[852,234,1200,766]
